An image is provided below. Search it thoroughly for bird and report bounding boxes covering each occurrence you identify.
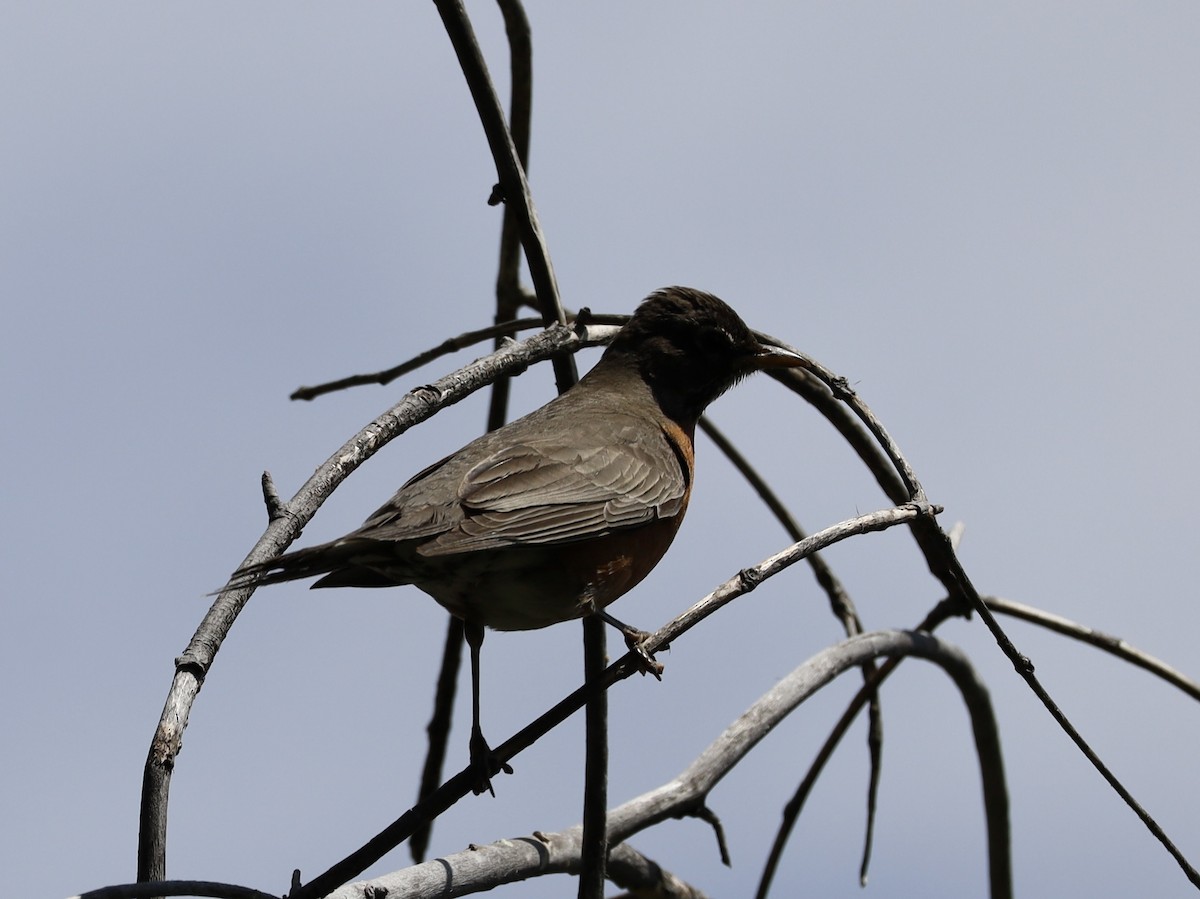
[225,286,804,792]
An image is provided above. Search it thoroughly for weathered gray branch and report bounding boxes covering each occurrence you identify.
[136,320,618,883]
[290,504,929,899]
[326,837,708,899]
[322,630,1007,899]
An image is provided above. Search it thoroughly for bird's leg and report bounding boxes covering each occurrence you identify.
[596,609,664,679]
[463,619,512,796]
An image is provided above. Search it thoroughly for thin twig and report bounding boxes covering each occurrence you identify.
[410,616,464,863]
[763,363,966,607]
[986,596,1200,702]
[290,317,546,402]
[579,616,609,899]
[944,550,1200,887]
[757,594,971,899]
[697,415,885,881]
[696,418,864,635]
[433,0,574,391]
[415,0,539,863]
[483,0,535,441]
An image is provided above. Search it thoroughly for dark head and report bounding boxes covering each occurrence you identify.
[600,286,803,425]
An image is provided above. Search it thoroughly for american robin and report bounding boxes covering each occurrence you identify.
[227,286,803,790]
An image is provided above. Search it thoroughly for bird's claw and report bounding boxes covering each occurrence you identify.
[621,628,665,680]
[469,727,513,797]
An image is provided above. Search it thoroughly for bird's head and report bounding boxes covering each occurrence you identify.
[601,286,804,424]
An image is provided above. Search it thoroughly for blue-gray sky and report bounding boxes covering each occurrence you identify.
[4,4,1199,897]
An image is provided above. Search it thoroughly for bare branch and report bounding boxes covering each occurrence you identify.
[325,837,709,899]
[74,881,278,899]
[289,505,928,899]
[410,616,465,863]
[986,596,1200,702]
[290,317,546,401]
[603,630,1011,899]
[696,417,864,637]
[763,338,1200,886]
[579,616,610,898]
[641,503,939,655]
[318,631,1002,899]
[935,557,1200,886]
[433,0,574,391]
[697,414,885,882]
[137,319,618,883]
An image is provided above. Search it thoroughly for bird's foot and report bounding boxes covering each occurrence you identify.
[594,610,665,679]
[620,627,665,679]
[469,726,513,797]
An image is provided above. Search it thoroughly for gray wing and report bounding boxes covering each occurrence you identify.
[416,425,688,555]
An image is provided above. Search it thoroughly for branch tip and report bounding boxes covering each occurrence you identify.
[694,804,731,867]
[260,470,286,522]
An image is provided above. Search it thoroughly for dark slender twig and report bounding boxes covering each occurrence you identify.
[409,616,464,863]
[985,597,1200,701]
[485,0,536,430]
[859,690,883,886]
[761,586,1200,897]
[697,415,885,881]
[291,312,630,405]
[764,363,966,608]
[579,616,609,898]
[290,317,546,402]
[414,1,539,862]
[76,881,279,899]
[433,0,575,391]
[433,7,626,889]
[945,544,1200,886]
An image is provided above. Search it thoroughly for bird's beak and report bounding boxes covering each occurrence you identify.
[753,343,806,370]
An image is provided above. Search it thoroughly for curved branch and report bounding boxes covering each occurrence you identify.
[601,630,1010,899]
[986,596,1200,702]
[136,320,618,883]
[75,881,278,899]
[326,837,709,899]
[762,356,966,608]
[761,338,1200,887]
[697,414,886,882]
[434,0,573,391]
[317,631,1003,899]
[646,503,938,652]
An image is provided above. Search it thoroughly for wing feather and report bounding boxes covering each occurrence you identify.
[418,425,686,555]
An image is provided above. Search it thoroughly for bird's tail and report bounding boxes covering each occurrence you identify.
[215,537,400,595]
